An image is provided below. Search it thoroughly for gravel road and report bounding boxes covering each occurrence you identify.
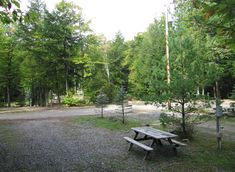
[0,118,175,172]
[0,106,165,171]
[0,105,160,121]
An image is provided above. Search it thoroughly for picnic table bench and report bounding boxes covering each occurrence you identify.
[124,127,186,160]
[115,104,133,113]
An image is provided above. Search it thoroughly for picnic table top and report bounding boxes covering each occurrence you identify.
[132,127,177,139]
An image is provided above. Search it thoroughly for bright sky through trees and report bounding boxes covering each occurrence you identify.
[21,0,173,40]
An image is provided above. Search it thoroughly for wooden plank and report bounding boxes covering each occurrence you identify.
[132,127,177,139]
[171,139,187,146]
[124,137,153,151]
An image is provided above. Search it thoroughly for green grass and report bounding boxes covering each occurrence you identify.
[140,119,235,170]
[222,116,235,122]
[72,115,141,131]
[175,133,235,171]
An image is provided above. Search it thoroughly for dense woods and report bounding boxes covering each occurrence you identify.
[0,0,234,107]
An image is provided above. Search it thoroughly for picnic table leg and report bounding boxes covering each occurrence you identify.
[134,131,139,140]
[168,138,177,154]
[149,138,157,148]
[128,132,139,151]
[143,151,150,160]
[157,139,163,146]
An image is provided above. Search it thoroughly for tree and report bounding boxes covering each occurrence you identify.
[0,24,21,107]
[106,32,128,101]
[189,0,235,52]
[79,35,111,102]
[115,86,128,124]
[43,0,90,95]
[0,0,21,23]
[96,92,109,118]
[179,0,235,98]
[129,19,166,101]
[16,0,49,106]
[230,85,235,100]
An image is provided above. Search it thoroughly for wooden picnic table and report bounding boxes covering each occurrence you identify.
[124,127,186,160]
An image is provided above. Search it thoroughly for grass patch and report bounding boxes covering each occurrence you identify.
[140,120,235,171]
[72,115,141,131]
[179,133,235,170]
[159,133,235,171]
[222,116,235,123]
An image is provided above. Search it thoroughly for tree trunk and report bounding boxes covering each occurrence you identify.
[6,85,10,107]
[122,100,125,124]
[213,85,216,99]
[101,106,103,118]
[40,87,43,106]
[56,78,61,104]
[216,81,220,98]
[45,89,48,106]
[202,87,205,96]
[74,69,77,92]
[197,87,200,95]
[65,75,68,94]
[57,91,61,104]
[181,100,186,135]
[31,86,34,106]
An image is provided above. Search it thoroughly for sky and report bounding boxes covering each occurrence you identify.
[21,0,174,40]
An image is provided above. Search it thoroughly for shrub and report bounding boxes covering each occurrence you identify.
[63,96,87,106]
[159,112,196,140]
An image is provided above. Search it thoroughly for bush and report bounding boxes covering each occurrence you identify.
[159,113,181,127]
[63,96,87,106]
[159,113,196,140]
[15,101,26,107]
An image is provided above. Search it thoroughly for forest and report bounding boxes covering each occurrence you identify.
[0,0,234,107]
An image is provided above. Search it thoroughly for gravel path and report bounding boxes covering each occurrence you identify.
[0,117,177,172]
[0,107,99,120]
[0,105,160,121]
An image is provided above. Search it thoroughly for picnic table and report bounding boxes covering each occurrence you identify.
[124,127,186,160]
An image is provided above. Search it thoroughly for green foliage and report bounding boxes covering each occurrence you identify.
[190,0,235,52]
[0,0,21,23]
[230,85,235,100]
[63,91,87,106]
[115,86,126,104]
[107,32,129,94]
[115,86,128,124]
[96,92,109,118]
[0,25,21,107]
[159,113,181,127]
[159,112,212,139]
[0,0,234,110]
[63,96,86,106]
[159,112,195,139]
[129,19,166,100]
[78,35,111,103]
[96,92,109,107]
